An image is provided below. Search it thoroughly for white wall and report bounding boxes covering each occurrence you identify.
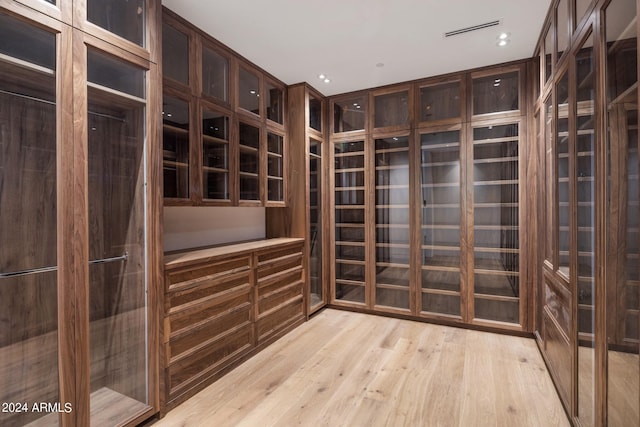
[163,206,265,252]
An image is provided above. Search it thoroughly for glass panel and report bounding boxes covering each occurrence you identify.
[202,45,228,102]
[202,109,229,200]
[575,32,595,427]
[335,141,365,303]
[374,91,409,128]
[557,0,569,60]
[576,0,591,29]
[88,49,145,98]
[473,124,520,324]
[267,133,284,201]
[0,12,55,70]
[472,71,519,115]
[238,67,259,115]
[606,1,639,425]
[420,131,461,316]
[309,96,322,131]
[545,95,554,263]
[375,136,409,309]
[309,139,323,308]
[334,96,366,132]
[163,96,189,199]
[266,82,283,124]
[88,87,149,425]
[239,123,260,200]
[545,25,553,83]
[556,72,570,274]
[420,82,460,121]
[0,15,58,425]
[162,23,189,85]
[87,0,145,46]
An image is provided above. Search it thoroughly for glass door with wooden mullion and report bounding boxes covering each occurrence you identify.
[267,132,284,203]
[238,122,260,202]
[605,0,639,424]
[374,135,410,310]
[162,94,190,200]
[202,106,230,202]
[472,123,521,325]
[334,140,366,304]
[556,72,570,277]
[573,31,596,427]
[86,48,151,426]
[309,139,323,311]
[0,12,60,427]
[420,130,463,318]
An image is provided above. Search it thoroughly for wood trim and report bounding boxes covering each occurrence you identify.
[71,27,90,427]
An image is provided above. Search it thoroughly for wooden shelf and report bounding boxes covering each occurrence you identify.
[239,145,259,153]
[203,166,228,173]
[202,134,228,145]
[164,160,189,168]
[474,156,518,164]
[163,123,189,134]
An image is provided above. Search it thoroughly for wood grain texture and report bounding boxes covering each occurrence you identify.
[163,239,305,411]
[152,309,569,427]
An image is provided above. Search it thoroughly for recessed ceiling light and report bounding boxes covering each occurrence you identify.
[497,39,509,47]
[498,32,509,40]
[318,74,326,80]
[324,78,330,83]
[250,90,256,94]
[167,113,172,117]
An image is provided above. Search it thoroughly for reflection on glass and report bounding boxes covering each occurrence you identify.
[421,131,461,316]
[472,71,519,115]
[334,141,366,303]
[375,136,409,309]
[309,96,322,132]
[556,72,570,274]
[88,88,150,426]
[334,97,365,132]
[576,32,595,427]
[420,82,461,122]
[239,122,260,200]
[557,0,569,60]
[87,49,145,98]
[267,133,284,201]
[473,124,520,324]
[545,25,553,83]
[545,95,553,264]
[374,91,409,128]
[163,96,189,199]
[266,83,283,124]
[606,1,639,425]
[87,0,145,46]
[238,67,259,115]
[202,109,229,200]
[0,14,58,425]
[309,139,323,309]
[162,23,189,85]
[202,45,228,102]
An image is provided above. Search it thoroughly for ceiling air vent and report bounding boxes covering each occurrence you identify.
[444,20,501,38]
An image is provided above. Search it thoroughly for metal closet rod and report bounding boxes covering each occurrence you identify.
[0,88,127,122]
[0,253,128,279]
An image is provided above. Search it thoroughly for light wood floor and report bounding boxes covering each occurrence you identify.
[151,309,569,427]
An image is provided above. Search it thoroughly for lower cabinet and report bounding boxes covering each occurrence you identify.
[163,238,305,411]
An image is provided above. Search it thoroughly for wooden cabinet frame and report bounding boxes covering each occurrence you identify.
[162,8,288,207]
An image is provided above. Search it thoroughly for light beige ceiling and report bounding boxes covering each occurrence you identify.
[162,0,552,96]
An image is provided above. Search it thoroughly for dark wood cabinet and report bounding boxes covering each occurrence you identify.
[163,239,305,411]
[162,9,287,207]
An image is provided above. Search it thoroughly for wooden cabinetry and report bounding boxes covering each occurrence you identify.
[162,9,287,207]
[535,1,639,425]
[0,2,162,427]
[327,62,529,332]
[266,84,329,316]
[163,238,305,411]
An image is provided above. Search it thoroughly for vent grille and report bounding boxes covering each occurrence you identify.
[444,20,501,38]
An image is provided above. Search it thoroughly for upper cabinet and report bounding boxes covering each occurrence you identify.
[162,8,287,207]
[471,68,521,117]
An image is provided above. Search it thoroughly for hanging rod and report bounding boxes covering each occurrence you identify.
[0,88,126,122]
[0,253,128,279]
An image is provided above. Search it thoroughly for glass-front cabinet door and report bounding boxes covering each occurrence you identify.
[0,11,61,427]
[309,139,323,311]
[86,46,152,426]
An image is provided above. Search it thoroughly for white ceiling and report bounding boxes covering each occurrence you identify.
[162,0,552,96]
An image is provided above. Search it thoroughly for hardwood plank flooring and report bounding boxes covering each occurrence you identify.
[151,309,569,427]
